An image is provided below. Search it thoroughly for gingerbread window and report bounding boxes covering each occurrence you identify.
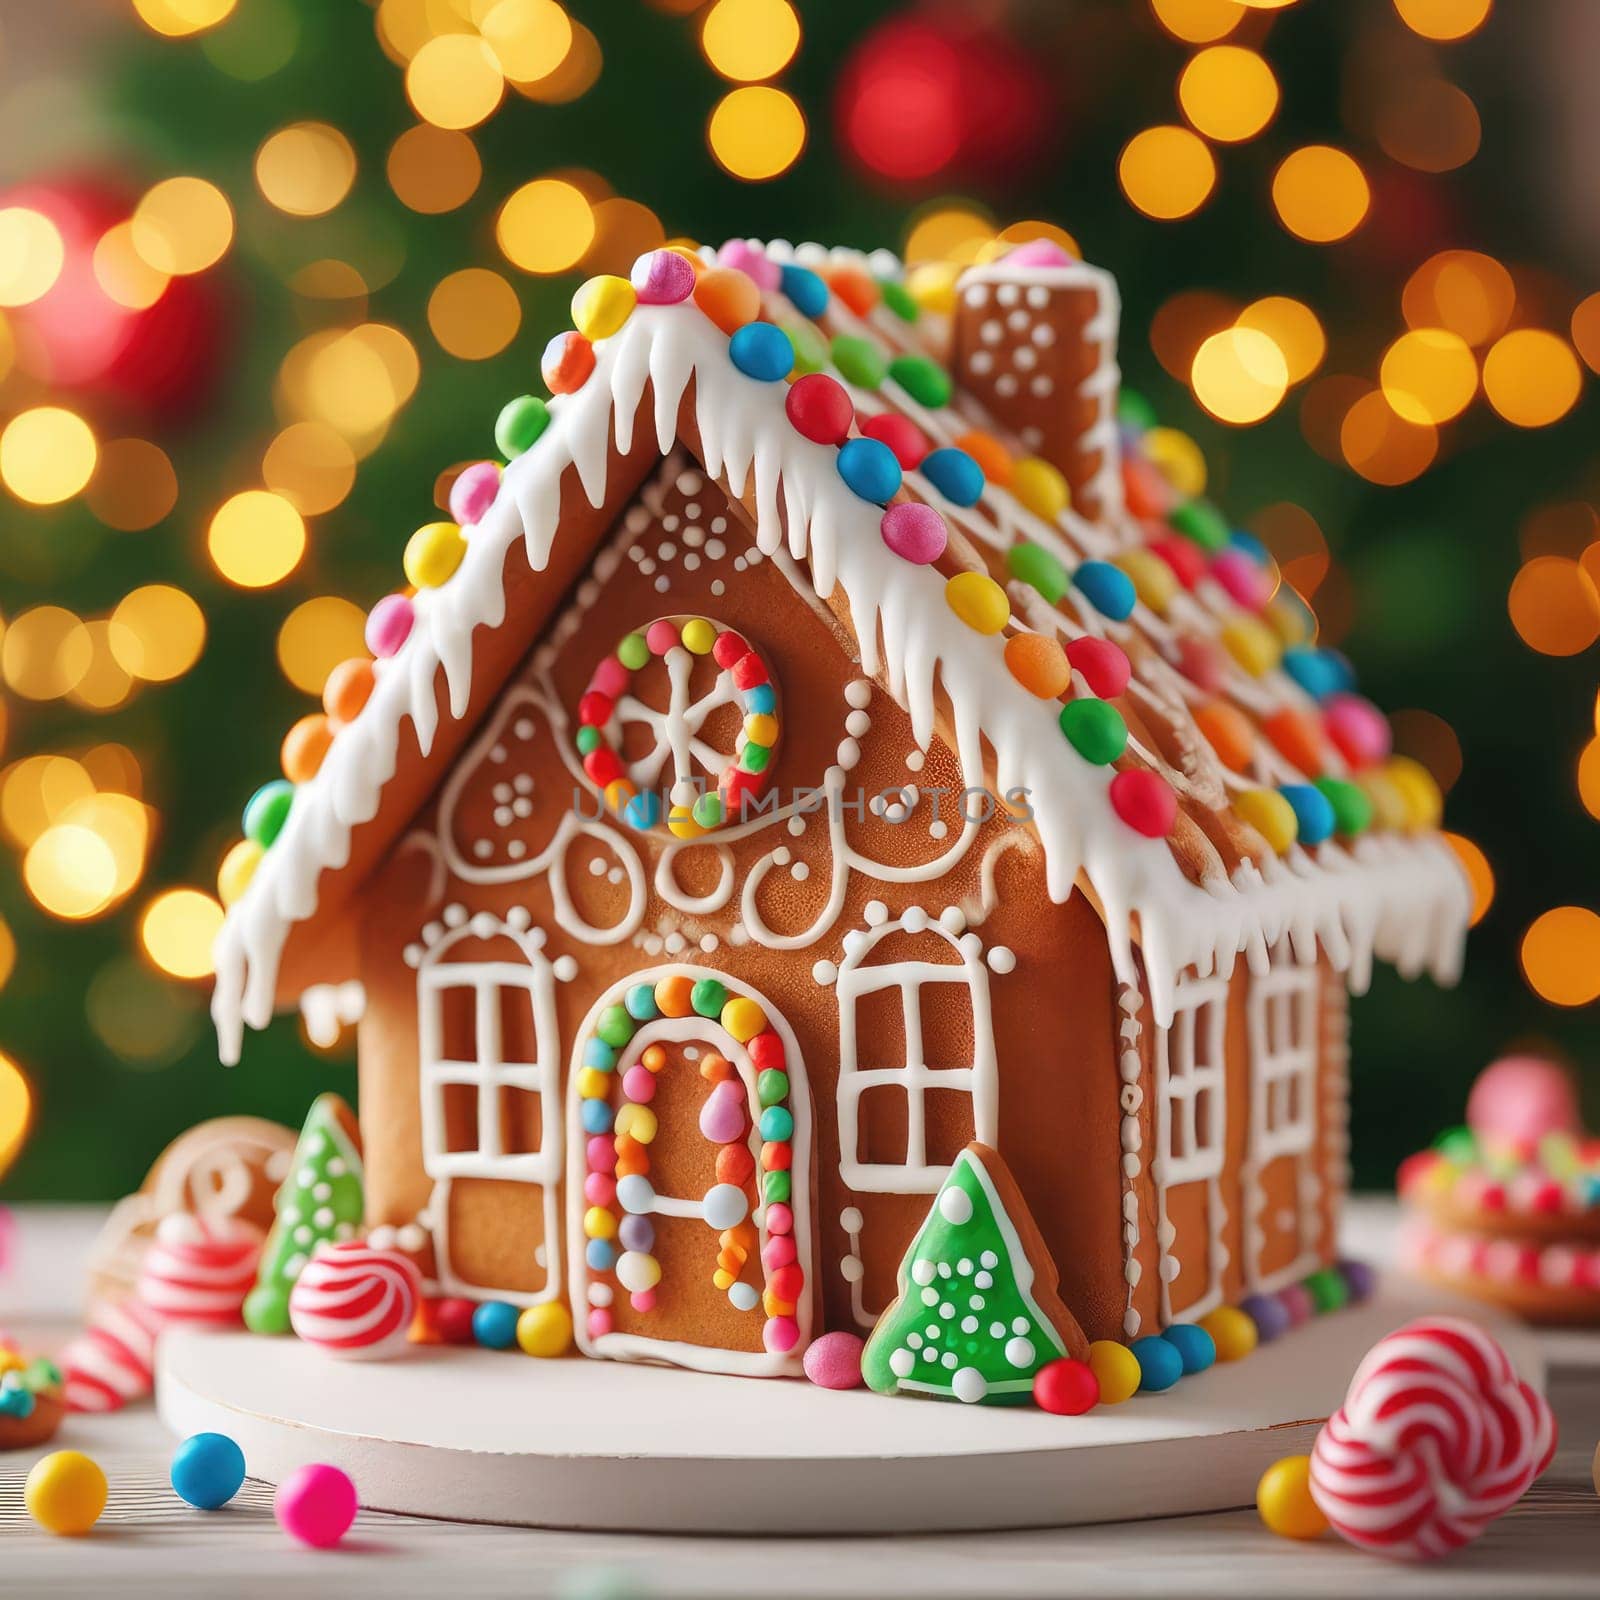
[1157,975,1228,1184]
[1248,963,1319,1162]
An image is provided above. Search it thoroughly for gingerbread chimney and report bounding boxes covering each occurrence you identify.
[950,240,1123,523]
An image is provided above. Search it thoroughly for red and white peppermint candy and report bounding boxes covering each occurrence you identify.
[288,1241,420,1360]
[1309,1315,1555,1561]
[58,1296,164,1413]
[136,1212,262,1324]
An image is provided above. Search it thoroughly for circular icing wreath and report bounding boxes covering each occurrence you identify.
[574,616,779,837]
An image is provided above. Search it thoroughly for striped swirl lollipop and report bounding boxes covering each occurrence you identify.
[58,1296,165,1413]
[288,1241,421,1360]
[1309,1315,1555,1561]
[136,1213,263,1324]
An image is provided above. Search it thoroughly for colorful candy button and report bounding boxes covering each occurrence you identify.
[1012,456,1069,523]
[693,266,761,333]
[1116,548,1178,615]
[1169,498,1229,552]
[1007,540,1070,603]
[365,593,414,658]
[571,275,636,341]
[718,239,779,290]
[515,1302,573,1358]
[25,1450,107,1536]
[860,412,929,469]
[1281,647,1346,702]
[1161,1323,1216,1375]
[1059,697,1127,764]
[1314,776,1373,837]
[494,394,550,459]
[1257,1455,1328,1541]
[828,263,878,316]
[282,715,333,784]
[243,780,293,848]
[541,331,594,394]
[404,520,466,589]
[1073,560,1136,621]
[1065,636,1131,700]
[1004,633,1070,698]
[836,437,902,503]
[729,321,794,382]
[1235,788,1298,853]
[878,278,919,323]
[945,571,1009,634]
[830,333,888,389]
[956,430,1014,487]
[785,372,853,444]
[171,1432,247,1510]
[448,460,500,528]
[631,249,697,305]
[1280,782,1336,846]
[907,261,959,314]
[920,446,984,507]
[1220,615,1282,677]
[217,838,263,907]
[323,657,374,723]
[1323,693,1391,770]
[1087,1338,1141,1404]
[888,352,951,408]
[1130,1335,1183,1393]
[779,262,829,318]
[1386,755,1442,830]
[880,502,948,565]
[1110,769,1177,837]
[1194,700,1254,771]
[1197,1305,1258,1363]
[784,320,828,375]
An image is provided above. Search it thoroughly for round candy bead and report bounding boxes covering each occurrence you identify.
[541,331,595,394]
[1235,788,1298,853]
[1175,633,1227,693]
[920,445,984,507]
[1257,1455,1328,1541]
[1087,1338,1141,1404]
[1239,1292,1290,1344]
[515,1301,573,1358]
[702,1183,749,1231]
[1161,1322,1216,1376]
[828,263,877,315]
[171,1432,246,1510]
[1194,699,1254,772]
[404,520,466,589]
[472,1301,520,1350]
[945,571,1010,635]
[693,266,761,334]
[365,592,414,659]
[217,838,263,907]
[1170,498,1229,552]
[1220,615,1282,677]
[830,333,888,390]
[1303,1267,1349,1314]
[1065,636,1132,700]
[888,353,951,408]
[1011,456,1069,523]
[323,657,374,724]
[275,1462,357,1549]
[243,780,293,848]
[779,261,828,318]
[1278,1284,1314,1327]
[860,412,929,469]
[1210,547,1270,610]
[802,1330,864,1390]
[1110,769,1178,838]
[1059,698,1128,764]
[784,320,828,375]
[1281,646,1345,702]
[1004,633,1070,699]
[785,372,853,445]
[1197,1305,1258,1363]
[1033,1357,1100,1415]
[1117,548,1178,615]
[1323,693,1391,770]
[434,1298,477,1344]
[1262,706,1324,774]
[908,260,959,314]
[1130,1335,1184,1393]
[1073,560,1136,621]
[495,394,550,458]
[1338,1259,1376,1304]
[763,1315,800,1354]
[25,1450,108,1536]
[880,501,948,565]
[1315,776,1372,837]
[836,437,902,503]
[631,248,696,305]
[616,1251,662,1293]
[282,715,333,783]
[718,239,779,290]
[1386,755,1443,830]
[1007,540,1071,602]
[729,321,794,382]
[1280,783,1335,846]
[1148,534,1207,591]
[1007,236,1075,268]
[958,429,1014,487]
[448,460,501,528]
[571,274,636,341]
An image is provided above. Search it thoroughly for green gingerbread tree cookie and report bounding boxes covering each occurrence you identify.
[863,1143,1084,1405]
[243,1092,365,1335]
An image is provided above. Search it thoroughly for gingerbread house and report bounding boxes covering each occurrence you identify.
[210,235,1470,1379]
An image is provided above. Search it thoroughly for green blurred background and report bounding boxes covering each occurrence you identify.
[1,0,1596,1201]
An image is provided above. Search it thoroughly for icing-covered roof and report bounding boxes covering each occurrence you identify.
[211,236,1469,1062]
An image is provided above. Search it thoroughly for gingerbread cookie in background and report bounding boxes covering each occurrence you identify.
[0,1336,66,1450]
[1399,1054,1600,1322]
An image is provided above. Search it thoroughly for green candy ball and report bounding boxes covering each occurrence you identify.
[1006,541,1071,603]
[1059,698,1128,765]
[830,334,887,390]
[494,394,550,459]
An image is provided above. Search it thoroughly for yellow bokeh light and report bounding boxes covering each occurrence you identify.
[1178,46,1279,143]
[130,176,234,275]
[428,267,522,360]
[132,0,236,35]
[1442,833,1493,927]
[904,206,994,266]
[581,197,667,276]
[387,125,482,214]
[510,18,601,104]
[87,438,178,531]
[1572,293,1600,376]
[0,755,94,848]
[496,178,596,273]
[1150,0,1245,43]
[1578,738,1600,821]
[255,122,358,217]
[1118,126,1216,221]
[1375,79,1481,174]
[276,595,369,695]
[1339,390,1437,485]
[0,915,12,992]
[208,490,306,588]
[701,0,801,82]
[140,888,224,980]
[707,87,807,182]
[88,958,201,1066]
[1507,556,1600,656]
[1380,328,1478,425]
[2,607,92,702]
[0,209,64,308]
[0,1051,30,1178]
[263,421,357,515]
[1234,297,1325,384]
[1191,327,1289,424]
[374,0,467,65]
[1482,330,1583,428]
[92,223,170,311]
[25,823,120,920]
[1403,250,1514,348]
[407,33,505,130]
[481,0,573,83]
[1522,906,1600,1007]
[70,621,137,712]
[1393,0,1491,42]
[1152,289,1240,379]
[1,407,97,506]
[279,324,421,441]
[109,585,207,682]
[1272,146,1370,243]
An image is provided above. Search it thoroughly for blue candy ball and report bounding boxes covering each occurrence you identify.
[1280,782,1336,846]
[1161,1322,1216,1376]
[585,1238,617,1273]
[728,321,794,383]
[1238,1293,1289,1343]
[920,446,985,507]
[622,789,661,831]
[171,1431,247,1510]
[579,1097,614,1135]
[780,263,829,319]
[1130,1335,1184,1394]
[1073,559,1137,622]
[473,1301,520,1350]
[1281,647,1344,702]
[758,1106,794,1142]
[836,437,902,504]
[1227,528,1272,567]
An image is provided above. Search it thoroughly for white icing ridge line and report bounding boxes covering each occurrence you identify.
[213,293,1471,1062]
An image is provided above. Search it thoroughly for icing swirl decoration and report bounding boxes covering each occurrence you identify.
[575,616,779,837]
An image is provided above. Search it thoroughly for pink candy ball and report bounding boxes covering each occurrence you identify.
[631,249,696,305]
[645,619,680,655]
[584,1172,616,1207]
[586,1135,616,1175]
[1323,693,1392,771]
[763,1314,800,1354]
[274,1463,358,1549]
[765,1201,793,1237]
[761,1234,796,1271]
[880,501,948,565]
[589,656,630,699]
[1209,548,1270,611]
[587,1308,613,1339]
[365,593,414,660]
[718,239,780,291]
[1467,1056,1581,1145]
[802,1330,864,1390]
[1005,238,1073,269]
[447,460,501,528]
[630,1290,656,1313]
[622,1065,655,1102]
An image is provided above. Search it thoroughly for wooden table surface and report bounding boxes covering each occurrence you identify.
[2,1200,1596,1599]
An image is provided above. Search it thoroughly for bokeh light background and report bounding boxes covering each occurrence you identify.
[1,0,1597,1198]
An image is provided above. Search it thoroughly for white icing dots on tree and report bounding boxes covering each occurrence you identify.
[952,1367,988,1404]
[938,1186,974,1226]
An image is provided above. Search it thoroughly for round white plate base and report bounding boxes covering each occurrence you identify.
[157,1277,1541,1534]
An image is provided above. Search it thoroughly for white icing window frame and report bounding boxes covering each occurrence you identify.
[835,918,998,1195]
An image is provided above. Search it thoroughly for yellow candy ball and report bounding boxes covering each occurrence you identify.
[404,520,466,589]
[1198,1305,1258,1363]
[583,1205,617,1241]
[719,995,766,1043]
[1221,615,1282,677]
[667,803,705,840]
[1012,457,1070,523]
[1087,1338,1141,1405]
[1386,755,1442,831]
[1234,788,1299,854]
[681,617,717,655]
[1355,769,1410,832]
[217,837,264,908]
[516,1300,573,1359]
[907,261,959,315]
[25,1450,108,1536]
[945,571,1011,636]
[614,1103,658,1145]
[1257,1455,1329,1541]
[571,274,637,341]
[744,712,778,747]
[574,1067,610,1101]
[1142,426,1207,497]
[1116,548,1178,616]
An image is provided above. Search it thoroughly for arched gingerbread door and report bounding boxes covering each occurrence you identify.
[565,966,813,1376]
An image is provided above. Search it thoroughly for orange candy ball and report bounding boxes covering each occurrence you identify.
[322,658,375,724]
[282,715,334,783]
[1195,699,1255,772]
[828,264,879,317]
[1004,633,1071,699]
[956,430,1014,488]
[654,974,694,1017]
[1263,706,1325,776]
[716,1143,755,1185]
[693,266,762,334]
[542,331,595,395]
